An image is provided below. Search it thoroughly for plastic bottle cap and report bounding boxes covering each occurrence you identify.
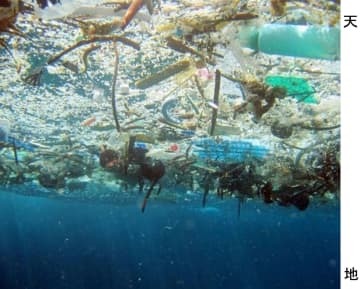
[119,83,130,95]
[168,143,179,152]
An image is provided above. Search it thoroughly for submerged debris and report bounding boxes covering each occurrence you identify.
[0,0,340,214]
[140,158,165,212]
[209,69,221,136]
[111,42,121,132]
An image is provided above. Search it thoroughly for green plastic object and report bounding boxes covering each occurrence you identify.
[265,76,317,103]
[236,24,340,60]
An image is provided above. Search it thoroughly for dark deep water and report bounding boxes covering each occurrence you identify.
[0,189,340,289]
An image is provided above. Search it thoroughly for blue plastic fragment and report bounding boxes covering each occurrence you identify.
[192,137,269,162]
[180,130,195,138]
[8,136,35,152]
[134,142,147,150]
[1,123,35,152]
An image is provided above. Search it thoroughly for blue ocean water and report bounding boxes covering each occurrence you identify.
[0,189,339,289]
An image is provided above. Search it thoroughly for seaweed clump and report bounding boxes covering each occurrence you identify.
[234,75,286,121]
[259,142,340,211]
[270,0,287,16]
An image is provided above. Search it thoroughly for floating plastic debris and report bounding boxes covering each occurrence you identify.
[265,76,316,103]
[0,119,35,151]
[192,137,270,163]
[0,0,340,213]
[235,24,340,60]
